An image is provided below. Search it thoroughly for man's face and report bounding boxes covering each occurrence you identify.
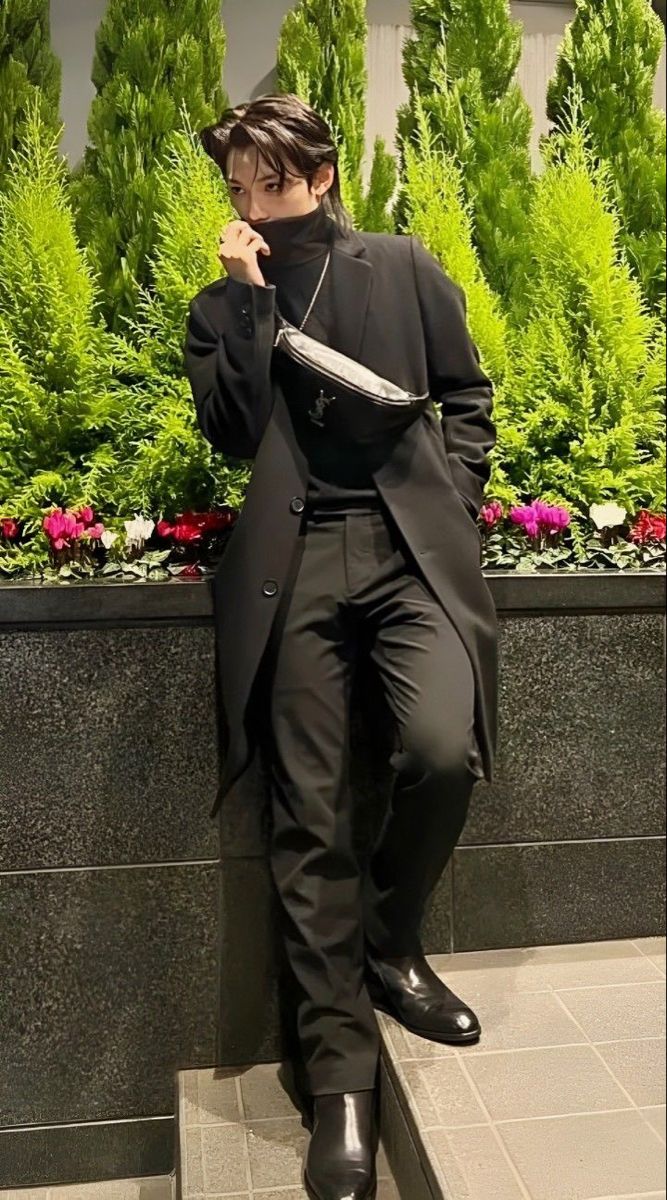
[225,144,333,223]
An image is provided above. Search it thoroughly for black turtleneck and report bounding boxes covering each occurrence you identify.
[249,204,384,516]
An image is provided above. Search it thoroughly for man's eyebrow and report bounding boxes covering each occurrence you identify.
[228,171,280,183]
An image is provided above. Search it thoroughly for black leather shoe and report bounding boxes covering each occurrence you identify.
[304,1088,379,1200]
[365,950,481,1044]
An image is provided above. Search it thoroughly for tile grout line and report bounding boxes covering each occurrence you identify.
[179,1072,187,1200]
[412,1051,472,1198]
[235,1072,255,1200]
[449,1050,534,1200]
[1,1116,173,1133]
[550,989,667,1144]
[431,976,664,994]
[0,858,220,877]
[393,1035,666,1065]
[385,1051,455,1196]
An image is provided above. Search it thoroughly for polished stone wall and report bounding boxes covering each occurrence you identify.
[0,573,664,1186]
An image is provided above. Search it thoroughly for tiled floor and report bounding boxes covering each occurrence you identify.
[382,935,666,1200]
[177,1063,398,1198]
[2,938,664,1200]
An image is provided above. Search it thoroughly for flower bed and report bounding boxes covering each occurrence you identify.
[1,497,664,584]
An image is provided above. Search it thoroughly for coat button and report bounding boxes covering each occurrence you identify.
[262,579,278,596]
[290,497,305,514]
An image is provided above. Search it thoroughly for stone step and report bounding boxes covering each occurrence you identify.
[174,1061,398,1198]
[174,937,665,1200]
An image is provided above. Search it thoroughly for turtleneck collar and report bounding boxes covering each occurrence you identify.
[250,203,335,271]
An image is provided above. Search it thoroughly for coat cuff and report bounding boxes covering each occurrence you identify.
[225,276,276,317]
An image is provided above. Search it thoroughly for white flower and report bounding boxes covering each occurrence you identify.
[589,503,627,530]
[124,514,155,547]
[100,530,118,549]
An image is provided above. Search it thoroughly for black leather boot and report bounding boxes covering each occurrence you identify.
[303,1088,379,1200]
[365,949,481,1044]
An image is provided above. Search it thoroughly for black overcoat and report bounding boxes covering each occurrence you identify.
[184,226,498,819]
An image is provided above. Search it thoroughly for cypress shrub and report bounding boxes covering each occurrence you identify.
[0,0,61,180]
[397,0,535,312]
[277,0,397,231]
[68,0,227,335]
[547,0,667,317]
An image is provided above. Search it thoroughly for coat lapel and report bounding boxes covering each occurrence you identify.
[328,227,373,363]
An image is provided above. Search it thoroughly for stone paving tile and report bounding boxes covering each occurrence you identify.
[426,1124,527,1199]
[430,938,666,994]
[555,979,666,1042]
[464,1044,632,1121]
[498,1109,666,1200]
[595,1036,666,1107]
[641,1103,667,1144]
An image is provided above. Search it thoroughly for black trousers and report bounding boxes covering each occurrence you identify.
[258,504,480,1096]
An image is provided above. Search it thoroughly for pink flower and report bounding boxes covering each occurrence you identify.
[479,501,503,528]
[42,508,86,549]
[80,522,105,541]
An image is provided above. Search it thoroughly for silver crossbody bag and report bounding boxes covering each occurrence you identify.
[272,246,432,445]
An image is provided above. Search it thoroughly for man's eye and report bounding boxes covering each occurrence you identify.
[230,183,279,193]
[266,183,280,192]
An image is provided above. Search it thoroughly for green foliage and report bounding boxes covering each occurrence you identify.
[396,94,515,506]
[397,96,508,384]
[546,0,666,316]
[0,102,249,576]
[502,125,665,516]
[68,0,228,335]
[362,137,399,234]
[277,0,397,231]
[397,0,535,310]
[82,116,250,521]
[0,100,123,572]
[0,0,61,180]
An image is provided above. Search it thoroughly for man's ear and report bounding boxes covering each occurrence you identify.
[314,161,335,196]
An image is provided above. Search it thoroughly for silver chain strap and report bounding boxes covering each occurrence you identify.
[299,248,332,332]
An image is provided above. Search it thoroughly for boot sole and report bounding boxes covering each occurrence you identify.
[368,991,482,1045]
[304,1167,377,1200]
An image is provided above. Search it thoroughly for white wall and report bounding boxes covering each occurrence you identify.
[49,0,665,173]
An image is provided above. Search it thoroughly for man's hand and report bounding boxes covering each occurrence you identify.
[218,220,271,287]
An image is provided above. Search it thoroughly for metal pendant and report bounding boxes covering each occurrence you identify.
[308,389,336,427]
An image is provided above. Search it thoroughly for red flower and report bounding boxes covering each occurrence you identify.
[156,508,236,543]
[1,518,20,540]
[630,510,667,546]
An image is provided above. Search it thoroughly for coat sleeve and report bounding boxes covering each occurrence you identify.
[183,276,278,460]
[410,235,496,520]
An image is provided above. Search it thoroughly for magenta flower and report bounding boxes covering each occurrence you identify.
[43,509,85,549]
[479,501,503,528]
[509,501,571,542]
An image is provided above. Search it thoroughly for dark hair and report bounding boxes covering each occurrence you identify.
[198,93,353,234]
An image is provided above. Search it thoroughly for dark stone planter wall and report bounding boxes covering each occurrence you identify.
[0,570,664,1187]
